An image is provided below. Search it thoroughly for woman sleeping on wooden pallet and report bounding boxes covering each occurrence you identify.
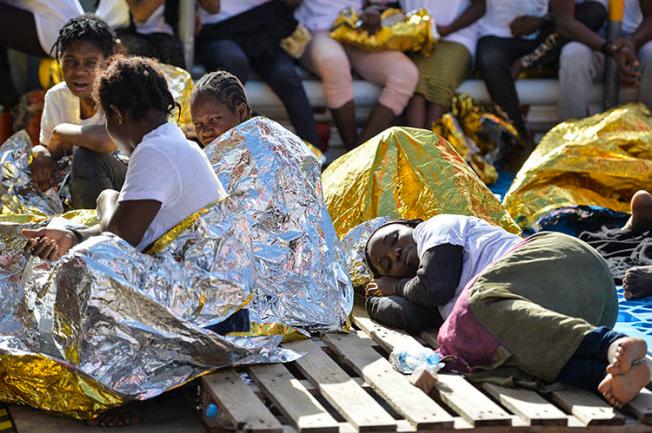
[364,214,650,408]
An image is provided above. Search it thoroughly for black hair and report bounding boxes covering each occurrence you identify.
[191,70,252,118]
[95,56,176,122]
[364,219,422,278]
[51,14,116,59]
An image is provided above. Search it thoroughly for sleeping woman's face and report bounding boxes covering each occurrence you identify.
[366,224,419,278]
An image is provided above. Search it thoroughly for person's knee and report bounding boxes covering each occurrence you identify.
[386,60,419,97]
[200,40,250,81]
[560,42,592,72]
[313,49,352,83]
[477,43,508,73]
[72,147,105,178]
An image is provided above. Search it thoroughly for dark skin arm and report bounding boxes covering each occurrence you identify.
[551,0,606,50]
[23,192,162,260]
[373,244,464,308]
[30,145,58,191]
[197,0,220,14]
[366,295,443,334]
[627,0,652,50]
[48,123,116,159]
[438,0,486,37]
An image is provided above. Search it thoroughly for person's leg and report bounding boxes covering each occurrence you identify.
[143,32,186,69]
[300,32,357,149]
[405,93,427,128]
[558,42,597,120]
[252,50,320,146]
[70,148,128,210]
[638,41,652,109]
[196,38,251,83]
[476,36,540,141]
[348,47,419,144]
[415,41,471,128]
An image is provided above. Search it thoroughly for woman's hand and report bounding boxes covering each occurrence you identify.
[361,6,382,35]
[375,276,399,296]
[22,228,78,261]
[30,149,58,192]
[437,24,451,38]
[509,15,544,38]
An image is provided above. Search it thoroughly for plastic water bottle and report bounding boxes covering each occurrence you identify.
[389,347,445,374]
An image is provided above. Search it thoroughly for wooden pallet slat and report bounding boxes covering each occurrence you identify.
[286,339,397,432]
[552,388,625,426]
[626,387,652,424]
[351,306,423,353]
[433,374,513,427]
[202,369,284,433]
[248,363,340,433]
[323,333,454,430]
[482,383,568,426]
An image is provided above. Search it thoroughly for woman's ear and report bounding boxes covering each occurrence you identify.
[236,102,249,122]
[109,105,124,125]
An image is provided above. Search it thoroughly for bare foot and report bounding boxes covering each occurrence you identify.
[598,363,651,408]
[623,190,652,233]
[606,337,647,375]
[623,266,652,299]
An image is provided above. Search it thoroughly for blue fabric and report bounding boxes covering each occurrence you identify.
[614,287,652,354]
[206,309,250,335]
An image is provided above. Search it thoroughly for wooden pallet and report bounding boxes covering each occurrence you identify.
[200,308,652,433]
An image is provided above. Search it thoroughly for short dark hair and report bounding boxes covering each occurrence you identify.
[191,70,251,117]
[364,219,422,278]
[95,56,175,122]
[52,14,116,59]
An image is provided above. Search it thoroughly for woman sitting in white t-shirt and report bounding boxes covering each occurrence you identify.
[22,56,226,260]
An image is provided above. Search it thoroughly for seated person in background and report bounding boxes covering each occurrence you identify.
[365,213,650,408]
[557,0,652,119]
[23,56,226,260]
[475,0,555,161]
[0,0,83,108]
[403,0,486,129]
[621,190,652,299]
[30,15,127,210]
[93,0,219,68]
[196,0,322,149]
[191,70,252,147]
[295,0,419,150]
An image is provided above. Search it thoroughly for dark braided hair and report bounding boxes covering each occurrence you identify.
[95,56,176,122]
[191,70,252,118]
[51,14,116,59]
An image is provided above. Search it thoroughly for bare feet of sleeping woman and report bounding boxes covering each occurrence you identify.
[598,337,649,408]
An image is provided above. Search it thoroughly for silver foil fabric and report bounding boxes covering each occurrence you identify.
[205,117,354,335]
[0,130,65,216]
[339,217,390,291]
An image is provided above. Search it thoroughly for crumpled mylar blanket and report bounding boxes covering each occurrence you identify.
[433,94,522,185]
[205,117,353,339]
[503,103,652,230]
[339,216,389,291]
[322,126,520,239]
[0,130,66,216]
[330,7,437,56]
[0,190,299,419]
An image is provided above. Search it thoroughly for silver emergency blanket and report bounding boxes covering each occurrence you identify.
[205,117,354,336]
[0,130,65,216]
[0,194,299,419]
[340,217,390,291]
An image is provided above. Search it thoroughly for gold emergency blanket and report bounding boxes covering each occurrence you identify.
[503,103,652,230]
[322,127,520,239]
[205,117,353,338]
[433,94,522,185]
[330,8,437,56]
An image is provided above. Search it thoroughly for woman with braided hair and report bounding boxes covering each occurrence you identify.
[190,70,252,147]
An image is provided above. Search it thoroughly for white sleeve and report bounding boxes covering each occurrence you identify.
[415,214,468,253]
[118,147,181,205]
[39,90,58,146]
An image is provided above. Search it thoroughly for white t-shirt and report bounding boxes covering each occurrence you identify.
[2,0,84,54]
[623,0,643,35]
[199,0,270,25]
[136,4,174,35]
[295,0,361,32]
[119,122,227,251]
[95,0,131,29]
[400,0,478,56]
[413,214,521,319]
[39,81,105,147]
[478,0,550,38]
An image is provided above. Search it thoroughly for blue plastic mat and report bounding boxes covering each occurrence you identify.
[614,286,652,355]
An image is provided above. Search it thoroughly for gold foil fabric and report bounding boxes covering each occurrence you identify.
[205,117,353,338]
[504,103,652,230]
[330,8,437,56]
[322,127,520,239]
[432,94,522,185]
